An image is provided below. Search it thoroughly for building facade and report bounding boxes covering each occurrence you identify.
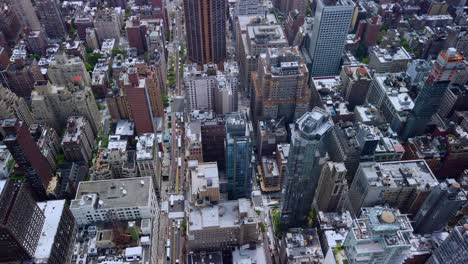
[184,0,226,64]
[280,108,334,229]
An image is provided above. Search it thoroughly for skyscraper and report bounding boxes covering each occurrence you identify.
[184,0,226,64]
[1,119,53,198]
[304,0,354,78]
[0,85,35,127]
[315,162,348,212]
[280,108,333,229]
[402,48,467,139]
[252,47,311,124]
[5,0,41,31]
[35,0,67,40]
[426,225,468,264]
[413,179,467,234]
[0,180,45,262]
[225,112,252,199]
[123,68,154,135]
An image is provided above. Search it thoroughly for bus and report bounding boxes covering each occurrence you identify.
[166,239,171,261]
[178,157,182,167]
[177,137,181,149]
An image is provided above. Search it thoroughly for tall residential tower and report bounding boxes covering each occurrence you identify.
[280,108,334,229]
[183,0,226,64]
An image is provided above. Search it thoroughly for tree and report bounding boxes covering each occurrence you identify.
[307,208,315,227]
[259,222,266,233]
[356,42,368,61]
[162,94,169,107]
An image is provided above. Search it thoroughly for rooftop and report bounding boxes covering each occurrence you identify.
[189,161,220,196]
[136,133,155,160]
[115,120,135,136]
[360,160,438,190]
[34,200,66,263]
[62,116,89,143]
[353,206,413,244]
[295,108,334,140]
[284,228,324,262]
[188,199,256,231]
[318,211,353,231]
[370,47,411,63]
[232,244,268,264]
[71,177,152,210]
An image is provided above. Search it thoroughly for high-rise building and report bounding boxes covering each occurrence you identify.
[225,112,252,199]
[35,0,67,40]
[340,65,372,109]
[1,46,43,101]
[413,179,467,234]
[403,48,467,139]
[145,66,165,118]
[275,0,307,15]
[252,47,311,124]
[122,68,154,135]
[5,0,41,31]
[0,180,45,262]
[25,30,47,56]
[136,133,160,193]
[0,3,22,45]
[1,119,53,198]
[238,22,288,95]
[236,0,267,16]
[0,85,34,127]
[70,177,158,226]
[47,54,92,87]
[94,9,122,43]
[184,64,217,112]
[31,81,101,135]
[126,16,146,54]
[304,0,354,78]
[201,117,226,171]
[426,225,468,264]
[348,160,439,216]
[343,206,413,264]
[280,108,334,229]
[74,16,94,41]
[315,162,348,212]
[184,0,226,64]
[61,116,95,162]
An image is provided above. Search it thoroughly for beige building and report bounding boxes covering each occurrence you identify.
[252,47,310,123]
[315,162,348,212]
[94,8,122,43]
[368,47,412,73]
[0,85,35,127]
[187,199,260,250]
[31,81,101,135]
[189,161,220,203]
[47,53,92,87]
[236,17,288,94]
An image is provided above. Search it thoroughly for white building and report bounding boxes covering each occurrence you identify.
[70,177,158,226]
[136,133,160,193]
[343,206,413,264]
[348,160,439,216]
[0,145,12,178]
[184,64,217,112]
[369,47,412,73]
